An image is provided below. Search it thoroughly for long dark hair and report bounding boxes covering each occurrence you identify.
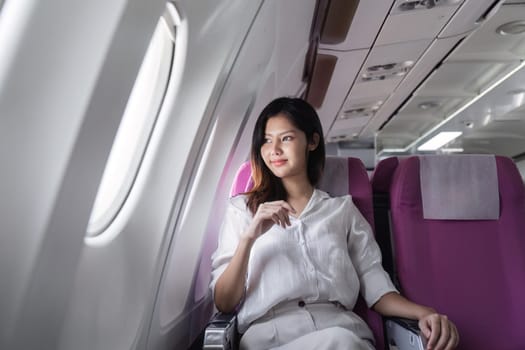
[246,97,325,214]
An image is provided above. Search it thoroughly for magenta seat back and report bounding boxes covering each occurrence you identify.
[231,156,386,349]
[374,155,525,350]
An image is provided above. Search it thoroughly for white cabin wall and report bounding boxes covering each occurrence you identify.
[57,1,264,350]
[0,0,164,348]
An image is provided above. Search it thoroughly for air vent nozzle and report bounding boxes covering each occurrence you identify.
[396,0,461,12]
[341,101,384,119]
[399,0,436,11]
[361,61,414,82]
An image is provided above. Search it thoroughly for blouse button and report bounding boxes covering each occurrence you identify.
[298,300,305,307]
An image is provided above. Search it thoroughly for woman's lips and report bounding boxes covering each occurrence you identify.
[271,159,287,167]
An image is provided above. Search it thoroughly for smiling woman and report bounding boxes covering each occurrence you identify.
[210,97,459,350]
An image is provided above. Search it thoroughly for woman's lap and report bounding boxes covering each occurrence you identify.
[239,301,375,350]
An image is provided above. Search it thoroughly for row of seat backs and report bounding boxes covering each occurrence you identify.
[373,155,525,350]
[229,155,525,350]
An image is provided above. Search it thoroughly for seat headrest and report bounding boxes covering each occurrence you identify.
[317,157,350,196]
[418,155,500,220]
[371,157,400,193]
[230,162,254,197]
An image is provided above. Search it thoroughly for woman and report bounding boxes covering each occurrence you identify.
[211,97,459,350]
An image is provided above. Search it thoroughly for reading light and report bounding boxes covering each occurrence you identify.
[418,101,440,110]
[441,148,464,153]
[417,131,462,151]
[496,21,525,35]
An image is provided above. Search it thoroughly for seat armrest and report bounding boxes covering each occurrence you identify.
[385,317,427,350]
[203,312,239,350]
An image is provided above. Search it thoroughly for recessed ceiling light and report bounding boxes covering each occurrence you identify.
[417,131,463,151]
[461,121,474,128]
[496,21,525,35]
[418,101,440,110]
[441,148,464,153]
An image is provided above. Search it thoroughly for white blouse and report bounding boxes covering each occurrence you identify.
[210,189,397,333]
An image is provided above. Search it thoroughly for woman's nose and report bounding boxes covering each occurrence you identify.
[270,141,282,155]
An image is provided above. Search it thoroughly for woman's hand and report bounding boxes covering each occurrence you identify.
[244,200,295,240]
[372,293,459,350]
[418,312,459,350]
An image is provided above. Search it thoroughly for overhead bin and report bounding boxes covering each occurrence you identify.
[308,49,369,134]
[318,0,392,51]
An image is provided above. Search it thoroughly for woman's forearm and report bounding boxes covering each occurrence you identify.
[372,292,435,320]
[213,236,255,312]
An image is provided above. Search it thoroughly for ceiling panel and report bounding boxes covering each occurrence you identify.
[439,0,503,38]
[448,3,525,61]
[399,95,468,118]
[376,1,462,45]
[417,61,518,96]
[313,48,369,136]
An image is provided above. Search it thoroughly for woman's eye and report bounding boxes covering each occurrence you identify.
[283,136,293,141]
[264,138,272,143]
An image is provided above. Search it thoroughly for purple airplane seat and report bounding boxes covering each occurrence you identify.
[230,156,387,350]
[372,154,525,350]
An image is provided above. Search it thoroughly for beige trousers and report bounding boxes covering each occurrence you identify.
[239,300,376,350]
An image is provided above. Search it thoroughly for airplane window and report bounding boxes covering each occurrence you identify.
[86,4,178,236]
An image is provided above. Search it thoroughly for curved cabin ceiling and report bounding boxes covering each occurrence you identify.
[308,0,525,159]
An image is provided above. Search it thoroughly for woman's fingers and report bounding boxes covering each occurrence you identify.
[271,207,291,228]
[419,313,458,350]
[265,200,296,214]
[271,212,286,228]
[445,322,459,350]
[435,316,449,350]
[425,314,440,349]
[257,201,293,229]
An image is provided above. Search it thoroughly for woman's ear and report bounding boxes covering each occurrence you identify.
[308,133,320,151]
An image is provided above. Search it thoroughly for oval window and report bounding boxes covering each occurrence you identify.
[87,4,179,235]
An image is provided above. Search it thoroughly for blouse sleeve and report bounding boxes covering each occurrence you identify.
[346,199,398,307]
[209,196,251,298]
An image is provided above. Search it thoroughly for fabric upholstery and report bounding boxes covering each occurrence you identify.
[373,155,525,350]
[419,155,499,220]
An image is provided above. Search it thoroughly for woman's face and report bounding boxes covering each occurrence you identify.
[260,114,318,180]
